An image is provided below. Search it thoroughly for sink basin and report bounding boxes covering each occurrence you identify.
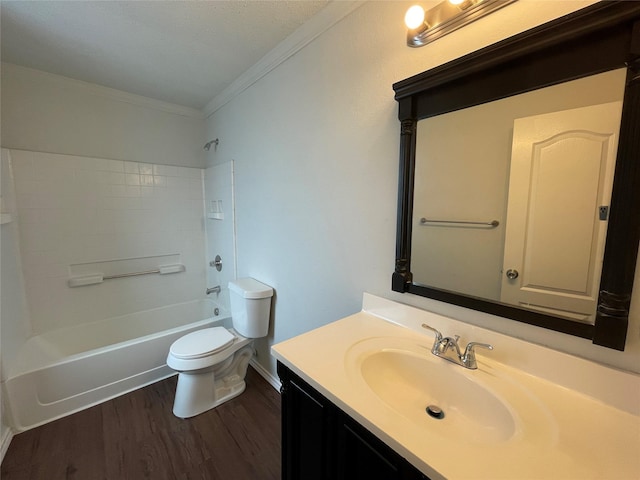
[345,336,555,446]
[361,349,515,443]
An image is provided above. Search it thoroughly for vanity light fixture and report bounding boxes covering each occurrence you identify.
[405,0,517,47]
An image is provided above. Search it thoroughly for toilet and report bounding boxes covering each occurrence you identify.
[167,277,273,418]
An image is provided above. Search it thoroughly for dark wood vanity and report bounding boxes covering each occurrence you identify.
[278,362,430,480]
[272,296,640,479]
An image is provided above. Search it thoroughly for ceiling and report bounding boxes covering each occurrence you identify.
[0,1,331,110]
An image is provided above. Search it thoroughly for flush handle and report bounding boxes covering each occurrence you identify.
[506,269,519,280]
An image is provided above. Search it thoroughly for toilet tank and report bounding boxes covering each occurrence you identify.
[228,278,274,338]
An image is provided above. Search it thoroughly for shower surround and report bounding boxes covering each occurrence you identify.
[8,149,206,333]
[1,149,218,431]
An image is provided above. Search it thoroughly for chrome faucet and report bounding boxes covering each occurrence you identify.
[206,285,221,295]
[421,324,493,370]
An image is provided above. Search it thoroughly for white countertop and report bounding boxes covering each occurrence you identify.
[271,294,640,480]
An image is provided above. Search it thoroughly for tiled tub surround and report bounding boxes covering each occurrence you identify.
[203,161,236,314]
[272,294,640,480]
[8,150,207,334]
[2,150,219,431]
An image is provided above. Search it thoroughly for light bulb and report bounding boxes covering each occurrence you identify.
[448,0,465,5]
[404,5,425,30]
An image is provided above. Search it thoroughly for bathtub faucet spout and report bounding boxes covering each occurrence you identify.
[206,286,221,296]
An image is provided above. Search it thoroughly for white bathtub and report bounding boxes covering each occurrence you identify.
[2,299,229,432]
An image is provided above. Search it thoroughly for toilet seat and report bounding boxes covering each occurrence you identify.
[169,327,235,360]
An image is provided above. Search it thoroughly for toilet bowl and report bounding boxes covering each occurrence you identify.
[167,277,273,418]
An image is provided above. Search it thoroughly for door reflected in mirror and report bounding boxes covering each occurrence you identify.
[411,68,626,325]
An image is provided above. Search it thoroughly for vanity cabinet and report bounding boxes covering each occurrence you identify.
[278,362,430,480]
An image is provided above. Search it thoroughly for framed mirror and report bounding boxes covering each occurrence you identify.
[392,2,640,350]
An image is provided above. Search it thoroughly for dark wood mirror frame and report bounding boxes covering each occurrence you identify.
[392,2,640,351]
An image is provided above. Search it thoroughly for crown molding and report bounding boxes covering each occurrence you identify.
[2,62,205,119]
[203,0,365,118]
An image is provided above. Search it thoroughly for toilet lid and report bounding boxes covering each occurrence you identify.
[170,327,235,359]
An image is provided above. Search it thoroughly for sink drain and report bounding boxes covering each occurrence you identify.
[426,405,444,419]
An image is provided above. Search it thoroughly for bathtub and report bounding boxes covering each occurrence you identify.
[2,299,229,432]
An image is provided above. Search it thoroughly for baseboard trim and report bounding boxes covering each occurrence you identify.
[0,427,14,463]
[249,359,281,392]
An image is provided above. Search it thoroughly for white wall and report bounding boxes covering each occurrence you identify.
[0,150,22,459]
[0,151,32,378]
[206,0,640,376]
[1,63,206,168]
[204,161,237,312]
[1,62,211,341]
[8,150,207,336]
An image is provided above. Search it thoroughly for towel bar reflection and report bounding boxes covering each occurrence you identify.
[419,218,500,228]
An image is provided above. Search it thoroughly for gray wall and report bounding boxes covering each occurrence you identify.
[205,0,640,376]
[1,63,206,168]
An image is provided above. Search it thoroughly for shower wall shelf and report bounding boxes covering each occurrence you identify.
[208,199,224,219]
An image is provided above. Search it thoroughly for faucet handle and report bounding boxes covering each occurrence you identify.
[464,342,493,355]
[421,324,443,341]
[462,342,494,369]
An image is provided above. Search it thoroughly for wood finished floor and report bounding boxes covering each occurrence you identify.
[1,366,281,480]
